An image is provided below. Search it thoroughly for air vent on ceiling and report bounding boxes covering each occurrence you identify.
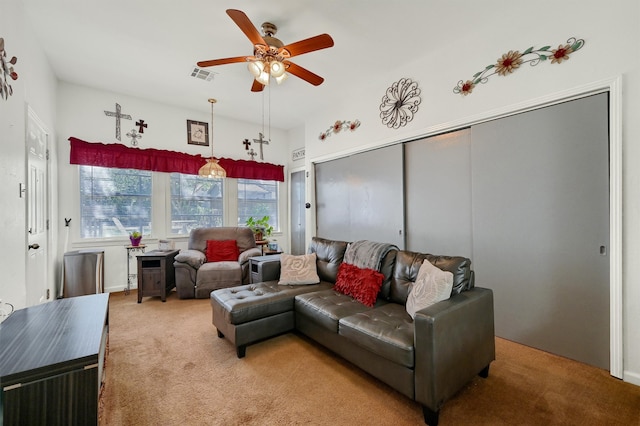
[190,66,217,82]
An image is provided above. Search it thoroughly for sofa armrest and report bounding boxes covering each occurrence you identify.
[413,287,495,412]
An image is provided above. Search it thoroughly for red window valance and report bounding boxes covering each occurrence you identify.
[69,137,284,182]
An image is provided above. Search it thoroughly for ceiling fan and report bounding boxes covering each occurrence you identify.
[197,9,334,92]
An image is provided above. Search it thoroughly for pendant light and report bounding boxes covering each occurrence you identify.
[198,98,226,178]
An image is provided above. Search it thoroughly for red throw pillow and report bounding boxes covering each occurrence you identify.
[334,262,384,307]
[206,240,240,262]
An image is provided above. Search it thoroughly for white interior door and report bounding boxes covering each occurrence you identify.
[26,107,50,305]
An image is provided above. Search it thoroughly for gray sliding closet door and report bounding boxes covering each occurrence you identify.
[315,144,404,247]
[471,93,610,369]
[405,129,472,258]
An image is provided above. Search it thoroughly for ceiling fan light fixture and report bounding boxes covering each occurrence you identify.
[275,72,289,85]
[256,70,270,86]
[247,60,264,78]
[270,60,286,78]
[197,9,334,92]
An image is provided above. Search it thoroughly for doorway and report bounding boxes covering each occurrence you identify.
[25,106,51,305]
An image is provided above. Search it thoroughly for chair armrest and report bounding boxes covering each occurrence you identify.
[173,260,198,299]
[174,249,206,269]
[239,247,263,264]
[413,287,495,412]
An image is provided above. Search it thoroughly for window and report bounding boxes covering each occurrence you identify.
[237,178,278,229]
[170,173,224,234]
[79,166,152,238]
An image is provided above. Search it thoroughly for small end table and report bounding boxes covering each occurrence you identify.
[136,249,179,303]
[249,254,281,283]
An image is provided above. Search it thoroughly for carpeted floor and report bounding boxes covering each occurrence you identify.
[99,291,640,425]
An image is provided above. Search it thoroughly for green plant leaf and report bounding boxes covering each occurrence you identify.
[473,71,482,78]
[523,46,534,55]
[485,64,495,69]
[539,46,551,51]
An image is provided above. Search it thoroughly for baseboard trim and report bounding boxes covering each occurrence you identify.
[104,285,135,294]
[623,370,640,387]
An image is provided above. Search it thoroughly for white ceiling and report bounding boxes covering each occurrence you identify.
[23,0,477,129]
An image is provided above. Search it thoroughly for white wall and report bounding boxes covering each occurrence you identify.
[56,82,290,293]
[0,0,58,310]
[302,1,640,385]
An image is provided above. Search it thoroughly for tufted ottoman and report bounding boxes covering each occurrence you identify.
[210,280,333,357]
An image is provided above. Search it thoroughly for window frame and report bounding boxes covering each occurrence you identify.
[236,178,280,232]
[78,165,153,240]
[75,167,284,244]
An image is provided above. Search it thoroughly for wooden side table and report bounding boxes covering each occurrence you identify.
[137,249,179,303]
[255,240,268,254]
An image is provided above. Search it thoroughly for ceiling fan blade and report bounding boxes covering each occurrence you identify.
[251,79,265,92]
[281,34,334,57]
[226,9,267,47]
[285,61,325,86]
[197,56,248,68]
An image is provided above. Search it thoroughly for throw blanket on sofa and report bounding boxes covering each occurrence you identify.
[343,240,398,271]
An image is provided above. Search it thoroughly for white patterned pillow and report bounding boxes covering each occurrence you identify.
[406,259,454,319]
[278,253,320,285]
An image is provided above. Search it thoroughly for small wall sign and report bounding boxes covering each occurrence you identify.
[292,148,305,161]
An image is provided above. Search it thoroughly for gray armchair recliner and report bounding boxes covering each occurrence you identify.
[174,227,262,299]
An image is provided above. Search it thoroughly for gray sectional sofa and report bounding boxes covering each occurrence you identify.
[210,236,495,425]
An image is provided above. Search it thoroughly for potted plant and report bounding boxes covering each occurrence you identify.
[245,216,273,242]
[129,231,142,247]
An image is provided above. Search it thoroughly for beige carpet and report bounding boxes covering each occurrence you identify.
[100,291,640,425]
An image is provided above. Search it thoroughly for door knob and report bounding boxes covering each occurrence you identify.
[29,243,40,250]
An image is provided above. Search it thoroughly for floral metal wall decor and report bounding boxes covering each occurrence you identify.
[453,37,585,96]
[0,38,19,100]
[318,119,361,140]
[379,78,421,129]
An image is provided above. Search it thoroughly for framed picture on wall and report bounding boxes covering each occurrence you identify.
[187,119,209,146]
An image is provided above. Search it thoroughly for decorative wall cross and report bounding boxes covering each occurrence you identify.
[247,148,257,160]
[252,132,269,161]
[242,139,251,150]
[136,119,148,133]
[126,129,142,146]
[104,103,132,141]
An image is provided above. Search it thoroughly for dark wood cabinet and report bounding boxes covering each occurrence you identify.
[137,249,179,302]
[0,293,109,425]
